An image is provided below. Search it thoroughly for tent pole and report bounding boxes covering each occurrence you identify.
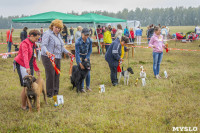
[93,22,103,55]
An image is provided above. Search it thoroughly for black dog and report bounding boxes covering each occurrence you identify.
[71,60,91,93]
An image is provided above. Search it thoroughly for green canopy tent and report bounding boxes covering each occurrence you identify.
[12,12,127,54]
[12,11,91,23]
[79,13,127,54]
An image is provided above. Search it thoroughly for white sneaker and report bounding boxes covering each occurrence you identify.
[156,75,161,79]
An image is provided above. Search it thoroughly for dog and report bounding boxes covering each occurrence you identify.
[23,75,47,113]
[70,60,91,93]
[140,66,147,86]
[118,67,134,85]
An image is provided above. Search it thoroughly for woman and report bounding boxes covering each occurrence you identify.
[115,24,123,39]
[14,30,41,110]
[129,28,135,42]
[75,26,82,41]
[61,25,68,44]
[103,27,112,51]
[41,19,72,98]
[96,25,103,40]
[149,26,166,79]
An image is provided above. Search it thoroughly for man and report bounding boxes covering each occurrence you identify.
[135,26,142,45]
[69,27,74,44]
[6,28,14,57]
[195,26,200,38]
[105,36,129,86]
[75,28,92,92]
[20,27,28,42]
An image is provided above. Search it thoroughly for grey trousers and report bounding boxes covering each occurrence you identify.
[41,55,60,97]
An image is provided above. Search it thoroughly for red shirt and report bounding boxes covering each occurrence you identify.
[112,28,117,34]
[129,31,134,39]
[14,38,39,71]
[6,30,13,43]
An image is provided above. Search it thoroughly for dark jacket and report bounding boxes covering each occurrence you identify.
[20,30,27,41]
[105,38,121,67]
[148,28,154,38]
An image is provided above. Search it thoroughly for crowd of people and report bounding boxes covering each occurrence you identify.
[7,20,200,110]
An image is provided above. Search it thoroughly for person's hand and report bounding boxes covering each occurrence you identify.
[36,71,40,76]
[26,68,31,75]
[152,45,156,48]
[46,51,51,58]
[79,63,85,70]
[67,52,73,57]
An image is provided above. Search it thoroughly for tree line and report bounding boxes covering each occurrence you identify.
[0,6,200,29]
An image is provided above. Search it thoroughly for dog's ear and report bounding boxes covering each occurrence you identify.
[32,77,36,82]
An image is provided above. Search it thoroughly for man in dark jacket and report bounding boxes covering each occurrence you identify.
[20,27,28,42]
[105,36,129,86]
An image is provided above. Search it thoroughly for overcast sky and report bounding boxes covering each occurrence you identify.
[0,0,200,17]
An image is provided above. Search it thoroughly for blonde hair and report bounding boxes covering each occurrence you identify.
[130,28,133,31]
[77,26,82,31]
[49,19,63,31]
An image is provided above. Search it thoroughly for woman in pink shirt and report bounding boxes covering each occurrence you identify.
[149,27,166,79]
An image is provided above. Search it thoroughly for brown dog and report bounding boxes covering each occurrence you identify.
[23,75,47,113]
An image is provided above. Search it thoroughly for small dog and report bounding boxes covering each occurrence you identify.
[118,67,134,85]
[23,75,47,113]
[71,60,91,93]
[140,66,147,86]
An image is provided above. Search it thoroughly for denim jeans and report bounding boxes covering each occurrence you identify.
[153,52,163,76]
[78,56,90,89]
[7,42,12,57]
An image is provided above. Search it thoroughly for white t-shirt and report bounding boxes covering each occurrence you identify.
[195,27,200,34]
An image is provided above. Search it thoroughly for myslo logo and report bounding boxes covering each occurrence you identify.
[172,127,198,132]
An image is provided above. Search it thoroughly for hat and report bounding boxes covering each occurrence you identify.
[82,28,90,35]
[121,36,130,43]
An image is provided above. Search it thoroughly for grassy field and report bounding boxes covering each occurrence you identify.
[0,26,200,132]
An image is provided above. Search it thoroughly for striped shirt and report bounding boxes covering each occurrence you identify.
[41,29,69,59]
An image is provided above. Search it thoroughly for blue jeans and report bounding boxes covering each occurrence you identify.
[78,56,90,89]
[153,52,163,76]
[7,42,12,57]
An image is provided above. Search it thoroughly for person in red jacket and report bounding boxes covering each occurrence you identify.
[6,28,14,57]
[129,28,135,42]
[14,30,41,110]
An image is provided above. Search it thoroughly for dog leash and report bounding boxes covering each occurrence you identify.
[49,54,61,75]
[69,54,75,76]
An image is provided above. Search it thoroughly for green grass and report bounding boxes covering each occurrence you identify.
[0,26,200,132]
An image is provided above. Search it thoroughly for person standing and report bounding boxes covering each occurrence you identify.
[135,26,142,45]
[115,24,123,39]
[105,36,129,86]
[75,28,92,92]
[149,26,166,79]
[62,25,68,44]
[124,26,129,37]
[96,25,103,41]
[103,27,112,52]
[129,28,135,42]
[148,25,155,42]
[195,26,200,38]
[6,28,14,57]
[75,26,82,41]
[69,27,74,44]
[20,27,28,42]
[111,26,117,40]
[161,26,168,42]
[41,19,72,97]
[14,30,41,110]
[89,26,93,37]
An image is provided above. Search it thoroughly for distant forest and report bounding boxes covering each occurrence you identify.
[0,6,200,29]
